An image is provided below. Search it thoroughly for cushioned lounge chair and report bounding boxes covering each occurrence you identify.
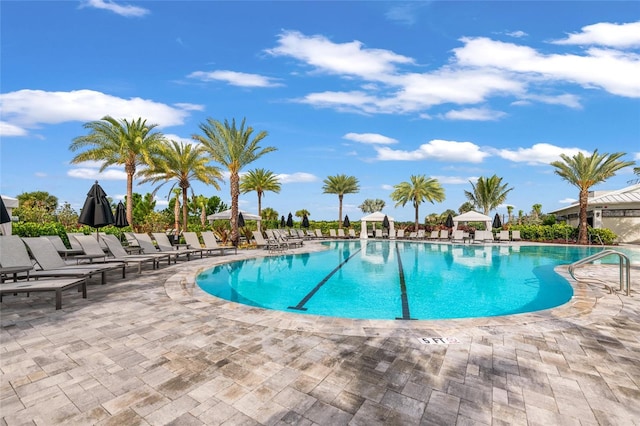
[15,236,126,284]
[439,230,449,241]
[74,234,158,274]
[451,230,465,243]
[0,276,87,310]
[511,230,521,241]
[252,230,285,252]
[498,230,511,242]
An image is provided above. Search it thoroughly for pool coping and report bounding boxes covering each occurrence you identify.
[163,240,630,338]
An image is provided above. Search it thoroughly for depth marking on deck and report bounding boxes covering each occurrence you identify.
[395,243,413,320]
[418,337,461,345]
[288,248,362,311]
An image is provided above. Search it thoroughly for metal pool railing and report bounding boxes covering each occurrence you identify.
[568,249,631,296]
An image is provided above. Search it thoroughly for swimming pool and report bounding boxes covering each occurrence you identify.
[196,241,636,320]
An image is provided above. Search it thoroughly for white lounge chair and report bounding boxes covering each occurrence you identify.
[348,229,357,239]
[498,230,510,242]
[337,229,346,239]
[439,230,449,241]
[451,230,465,243]
[511,230,521,241]
[329,229,337,239]
[427,231,439,240]
[396,229,405,239]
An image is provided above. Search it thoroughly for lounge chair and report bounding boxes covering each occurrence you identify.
[408,232,417,239]
[275,229,303,247]
[451,230,465,243]
[133,233,180,263]
[329,229,337,239]
[498,230,510,243]
[101,234,170,267]
[20,237,126,284]
[511,230,521,241]
[427,231,439,240]
[348,229,357,239]
[439,230,449,241]
[151,232,200,260]
[74,234,158,274]
[201,231,237,255]
[337,229,346,239]
[314,229,324,239]
[252,230,285,252]
[0,276,87,310]
[42,235,84,259]
[183,231,227,256]
[375,229,383,238]
[396,229,405,239]
[416,230,425,240]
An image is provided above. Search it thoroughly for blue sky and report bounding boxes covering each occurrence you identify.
[1,1,639,222]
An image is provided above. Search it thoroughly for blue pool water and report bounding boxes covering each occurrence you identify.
[196,241,638,320]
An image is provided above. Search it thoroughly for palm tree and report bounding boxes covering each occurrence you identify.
[358,198,386,214]
[322,174,360,228]
[191,195,209,227]
[464,175,513,215]
[261,207,279,221]
[390,175,445,230]
[295,209,310,218]
[551,150,634,244]
[240,168,281,221]
[69,116,166,227]
[506,205,514,224]
[193,118,276,246]
[137,140,223,232]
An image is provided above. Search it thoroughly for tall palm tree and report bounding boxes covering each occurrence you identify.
[506,205,514,224]
[358,198,386,214]
[390,175,445,230]
[551,150,633,244]
[322,174,360,228]
[193,118,276,245]
[69,116,166,227]
[464,174,513,215]
[137,140,223,232]
[240,168,281,221]
[295,209,310,218]
[261,207,279,221]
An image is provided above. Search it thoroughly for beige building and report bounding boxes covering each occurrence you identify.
[550,184,640,244]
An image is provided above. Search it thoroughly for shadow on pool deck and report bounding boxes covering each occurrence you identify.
[1,241,639,425]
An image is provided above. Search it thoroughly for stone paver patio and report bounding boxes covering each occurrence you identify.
[1,241,639,425]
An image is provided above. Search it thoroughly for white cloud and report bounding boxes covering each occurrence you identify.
[381,184,394,190]
[164,134,197,145]
[80,0,149,18]
[454,37,640,98]
[385,3,425,26]
[552,21,640,48]
[441,107,507,121]
[343,133,398,144]
[634,152,640,160]
[520,93,582,108]
[0,121,27,136]
[430,175,473,185]
[67,167,127,180]
[188,70,283,88]
[375,139,489,163]
[506,30,528,38]
[559,197,577,204]
[266,30,415,79]
[0,89,196,137]
[495,143,588,165]
[276,172,318,183]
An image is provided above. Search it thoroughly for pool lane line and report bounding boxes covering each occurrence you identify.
[288,248,362,311]
[394,243,413,320]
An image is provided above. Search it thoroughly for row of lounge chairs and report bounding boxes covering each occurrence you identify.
[0,231,237,310]
[396,229,522,243]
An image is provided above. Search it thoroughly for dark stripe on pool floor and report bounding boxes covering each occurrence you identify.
[395,243,413,320]
[288,248,362,311]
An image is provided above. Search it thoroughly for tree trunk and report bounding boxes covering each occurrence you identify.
[174,196,180,238]
[230,172,240,246]
[578,188,589,245]
[414,201,419,231]
[257,191,262,231]
[126,171,134,229]
[182,187,189,232]
[338,194,343,228]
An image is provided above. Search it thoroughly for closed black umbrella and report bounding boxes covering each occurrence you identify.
[78,181,115,234]
[382,215,390,229]
[302,214,309,228]
[445,213,454,228]
[238,212,245,228]
[492,213,502,229]
[0,197,11,235]
[343,215,350,228]
[114,201,129,228]
[280,215,286,228]
[286,212,293,228]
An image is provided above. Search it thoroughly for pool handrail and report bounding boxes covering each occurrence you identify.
[568,249,631,296]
